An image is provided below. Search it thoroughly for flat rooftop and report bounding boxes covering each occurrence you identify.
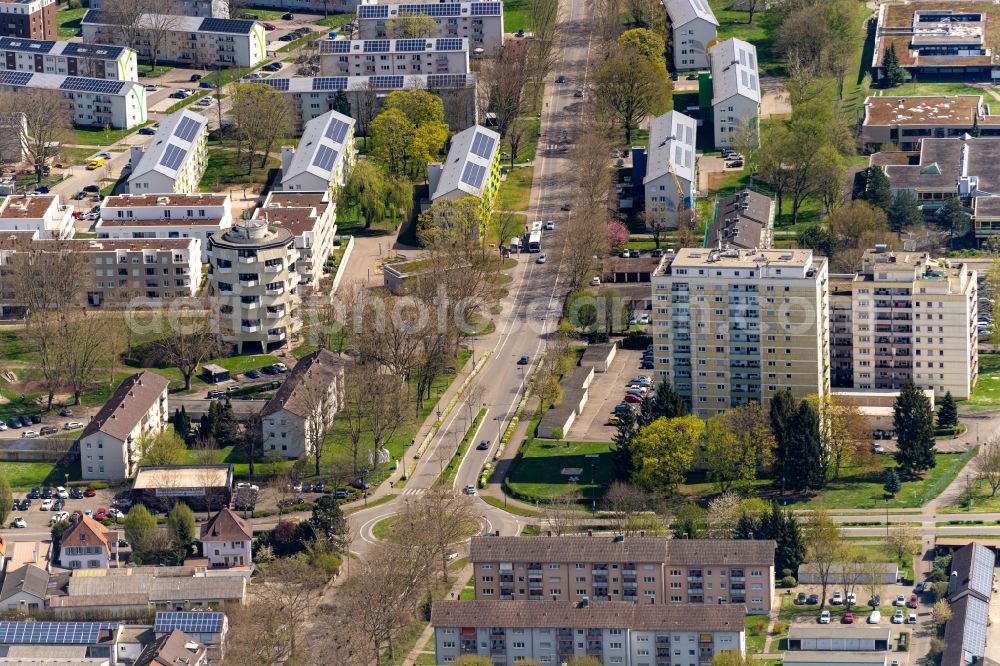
[103,194,227,208]
[256,207,319,236]
[264,192,327,209]
[863,95,982,127]
[96,217,224,227]
[132,465,231,489]
[670,247,813,268]
[0,195,55,219]
[876,1,996,69]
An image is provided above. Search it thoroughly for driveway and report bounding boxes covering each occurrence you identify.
[565,348,643,442]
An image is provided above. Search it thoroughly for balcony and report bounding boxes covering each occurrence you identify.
[241,324,261,333]
[266,309,285,319]
[241,301,260,310]
[239,279,258,288]
[268,332,286,342]
[265,286,284,296]
[687,576,703,583]
[264,263,282,273]
[216,266,232,273]
[238,255,256,264]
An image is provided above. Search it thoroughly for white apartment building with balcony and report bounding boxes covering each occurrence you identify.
[207,219,301,354]
[88,0,226,18]
[652,248,830,417]
[320,37,469,76]
[664,0,718,71]
[357,1,503,53]
[0,194,73,238]
[78,371,169,481]
[128,109,209,195]
[255,191,337,292]
[0,70,146,129]
[0,37,137,80]
[644,110,697,230]
[96,193,232,262]
[709,38,760,149]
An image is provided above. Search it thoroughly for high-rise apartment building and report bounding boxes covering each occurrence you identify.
[830,246,977,399]
[651,248,830,417]
[0,0,55,40]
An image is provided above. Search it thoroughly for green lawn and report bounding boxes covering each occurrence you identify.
[498,166,533,212]
[505,439,615,503]
[67,126,136,147]
[708,0,782,77]
[745,615,769,655]
[56,7,85,38]
[137,64,174,78]
[0,460,81,490]
[199,149,279,191]
[877,82,986,97]
[480,494,538,516]
[963,353,1000,410]
[316,13,356,29]
[503,0,532,33]
[124,353,281,393]
[505,117,540,165]
[371,515,397,541]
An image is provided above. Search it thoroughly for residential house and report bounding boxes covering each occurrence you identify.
[643,110,697,230]
[255,191,338,292]
[708,37,760,149]
[357,2,504,54]
[428,124,501,236]
[0,71,146,129]
[0,622,122,663]
[133,629,206,666]
[663,0,718,70]
[127,110,209,195]
[153,611,228,663]
[0,565,47,612]
[320,37,470,77]
[432,600,747,666]
[59,515,112,570]
[199,508,252,568]
[0,37,137,81]
[77,371,170,481]
[260,349,345,459]
[0,0,55,40]
[705,189,774,250]
[0,194,74,238]
[5,540,49,572]
[279,109,356,199]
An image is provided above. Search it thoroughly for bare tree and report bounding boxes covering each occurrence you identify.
[297,358,343,477]
[355,82,380,150]
[863,558,885,606]
[229,82,293,172]
[506,118,530,168]
[154,309,220,390]
[21,312,65,410]
[478,44,529,144]
[393,488,480,581]
[0,90,71,184]
[60,312,113,405]
[842,549,867,606]
[491,209,524,253]
[145,3,181,73]
[222,599,292,666]
[541,492,584,536]
[884,526,919,563]
[259,556,328,659]
[803,509,844,609]
[8,244,85,315]
[102,0,153,55]
[977,437,1000,497]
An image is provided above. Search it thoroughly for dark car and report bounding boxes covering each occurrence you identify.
[914,582,925,594]
[795,592,807,605]
[332,488,350,499]
[39,426,56,436]
[19,498,30,510]
[32,186,50,194]
[69,488,84,499]
[686,73,698,80]
[199,81,217,89]
[560,202,571,211]
[278,34,294,41]
[726,160,744,169]
[807,594,820,605]
[190,74,202,82]
[282,12,293,19]
[28,488,40,499]
[245,369,262,379]
[555,75,566,83]
[30,414,40,424]
[169,91,186,98]
[19,415,31,427]
[869,595,881,607]
[350,479,370,491]
[477,440,491,451]
[640,361,654,369]
[260,364,277,375]
[301,482,314,493]
[670,72,678,81]
[517,355,529,365]
[41,487,52,499]
[73,191,87,200]
[6,418,18,428]
[207,389,225,399]
[59,408,72,417]
[52,498,64,511]
[82,184,100,193]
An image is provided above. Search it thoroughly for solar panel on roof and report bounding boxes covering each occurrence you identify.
[358,4,388,18]
[370,75,404,89]
[470,132,495,160]
[436,38,463,51]
[396,38,429,52]
[399,3,461,17]
[363,39,390,53]
[174,116,202,143]
[154,612,225,635]
[970,545,994,596]
[461,162,486,189]
[259,78,289,91]
[327,40,351,53]
[470,2,501,16]
[0,70,32,87]
[59,76,126,95]
[325,117,350,144]
[200,17,256,34]
[312,144,340,172]
[312,77,347,91]
[427,73,466,88]
[160,143,187,171]
[0,622,118,645]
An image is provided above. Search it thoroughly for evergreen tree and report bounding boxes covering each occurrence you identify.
[671,504,706,539]
[769,390,798,494]
[331,89,351,117]
[611,408,639,480]
[309,496,350,551]
[168,503,197,546]
[215,400,239,446]
[939,197,970,237]
[734,513,758,540]
[883,44,905,87]
[937,391,958,429]
[883,468,901,497]
[637,394,655,428]
[172,407,191,441]
[893,379,936,476]
[972,115,981,138]
[859,166,893,212]
[785,400,827,491]
[648,380,687,420]
[887,190,922,232]
[736,503,804,573]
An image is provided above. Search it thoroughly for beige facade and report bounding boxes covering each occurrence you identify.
[840,246,977,399]
[256,192,337,293]
[207,219,300,354]
[651,248,830,417]
[469,535,776,615]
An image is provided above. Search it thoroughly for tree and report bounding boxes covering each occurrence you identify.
[932,598,952,629]
[712,654,760,666]
[671,504,706,539]
[813,394,868,481]
[884,468,901,497]
[888,190,922,233]
[137,429,187,467]
[858,166,893,213]
[61,312,114,405]
[803,510,845,609]
[618,28,666,73]
[0,475,10,528]
[384,12,437,38]
[938,197,970,237]
[701,413,757,494]
[418,197,484,245]
[706,491,743,539]
[228,82,292,172]
[595,47,671,144]
[296,356,341,477]
[506,118,530,168]
[477,44,528,143]
[260,556,329,658]
[611,407,639,479]
[102,0,152,55]
[629,416,703,494]
[168,503,196,548]
[785,399,827,491]
[369,108,414,174]
[172,407,192,442]
[0,89,72,184]
[647,379,687,420]
[309,495,350,552]
[937,391,958,429]
[603,482,663,536]
[145,6,181,73]
[883,44,906,88]
[331,88,351,116]
[885,526,919,562]
[124,504,157,559]
[769,390,798,495]
[354,82,380,150]
[893,379,936,477]
[223,599,293,666]
[155,311,219,390]
[978,438,1000,497]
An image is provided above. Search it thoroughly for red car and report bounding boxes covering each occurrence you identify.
[907,594,919,608]
[623,394,642,404]
[83,488,96,497]
[94,508,107,521]
[842,612,854,624]
[263,22,276,30]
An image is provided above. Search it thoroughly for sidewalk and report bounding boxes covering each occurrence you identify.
[478,394,547,517]
[400,561,474,666]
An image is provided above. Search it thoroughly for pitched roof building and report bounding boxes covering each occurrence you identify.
[59,516,112,570]
[134,629,207,666]
[128,109,208,195]
[199,508,252,569]
[663,0,718,70]
[643,110,697,230]
[0,565,48,611]
[709,37,760,149]
[428,124,501,237]
[279,109,356,198]
[706,189,775,250]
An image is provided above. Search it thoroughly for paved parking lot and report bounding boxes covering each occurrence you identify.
[566,348,644,442]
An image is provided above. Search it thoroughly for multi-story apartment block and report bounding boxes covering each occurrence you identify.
[861,95,1000,152]
[279,109,355,199]
[830,246,977,400]
[207,219,301,354]
[260,349,345,459]
[0,70,146,129]
[78,371,170,480]
[0,194,73,238]
[255,191,337,292]
[709,38,760,149]
[664,0,718,71]
[357,2,504,53]
[0,37,136,81]
[320,37,470,76]
[432,600,747,666]
[469,535,776,614]
[0,235,201,316]
[872,2,999,83]
[643,110,697,230]
[0,0,54,40]
[258,72,478,132]
[429,123,501,235]
[651,248,830,416]
[59,515,111,570]
[128,110,208,195]
[89,0,226,18]
[829,274,856,389]
[96,193,233,262]
[83,12,266,69]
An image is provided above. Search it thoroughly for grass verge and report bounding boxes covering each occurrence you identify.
[480,494,538,516]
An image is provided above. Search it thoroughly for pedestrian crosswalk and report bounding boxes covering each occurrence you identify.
[400,487,424,496]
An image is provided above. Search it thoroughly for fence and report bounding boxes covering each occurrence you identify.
[330,235,355,294]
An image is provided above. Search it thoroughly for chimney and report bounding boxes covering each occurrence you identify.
[748,531,754,540]
[949,570,959,597]
[682,533,689,539]
[588,530,593,537]
[546,531,552,537]
[494,530,499,537]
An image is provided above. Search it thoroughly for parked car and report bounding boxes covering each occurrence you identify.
[10,517,26,528]
[818,610,830,624]
[138,127,156,135]
[892,609,904,624]
[544,220,555,230]
[623,394,642,404]
[6,418,18,429]
[914,582,925,594]
[27,488,40,499]
[31,186,50,194]
[19,415,31,427]
[263,22,276,29]
[894,594,906,606]
[83,488,96,497]
[795,593,807,605]
[868,610,881,624]
[556,75,566,83]
[56,487,68,499]
[841,612,854,624]
[332,489,349,499]
[0,422,6,431]
[30,415,40,424]
[281,12,293,19]
[872,443,886,454]
[108,508,124,520]
[590,276,601,286]
[59,408,73,417]
[39,426,56,435]
[94,508,107,521]
[199,81,217,89]
[245,369,262,379]
[273,363,288,373]
[40,499,53,511]
[278,33,294,41]
[573,88,584,97]
[477,439,490,451]
[18,499,30,510]
[464,484,476,495]
[21,430,38,438]
[907,612,917,624]
[190,74,202,82]
[907,594,919,608]
[846,592,856,606]
[832,591,843,605]
[64,422,82,430]
[69,488,84,499]
[869,595,881,607]
[82,184,100,193]
[207,389,225,399]
[725,160,744,169]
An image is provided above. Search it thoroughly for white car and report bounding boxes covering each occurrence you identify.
[273,362,287,373]
[818,610,830,624]
[21,430,38,438]
[832,591,843,605]
[637,314,650,325]
[10,517,26,528]
[872,443,886,454]
[894,594,906,606]
[892,609,904,624]
[846,592,856,606]
[0,422,6,431]
[544,220,555,230]
[536,254,547,264]
[464,484,476,495]
[108,508,125,520]
[56,486,68,499]
[63,422,82,430]
[636,376,652,386]
[40,499,53,511]
[590,276,601,286]
[49,512,68,525]
[868,610,881,624]
[907,613,917,624]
